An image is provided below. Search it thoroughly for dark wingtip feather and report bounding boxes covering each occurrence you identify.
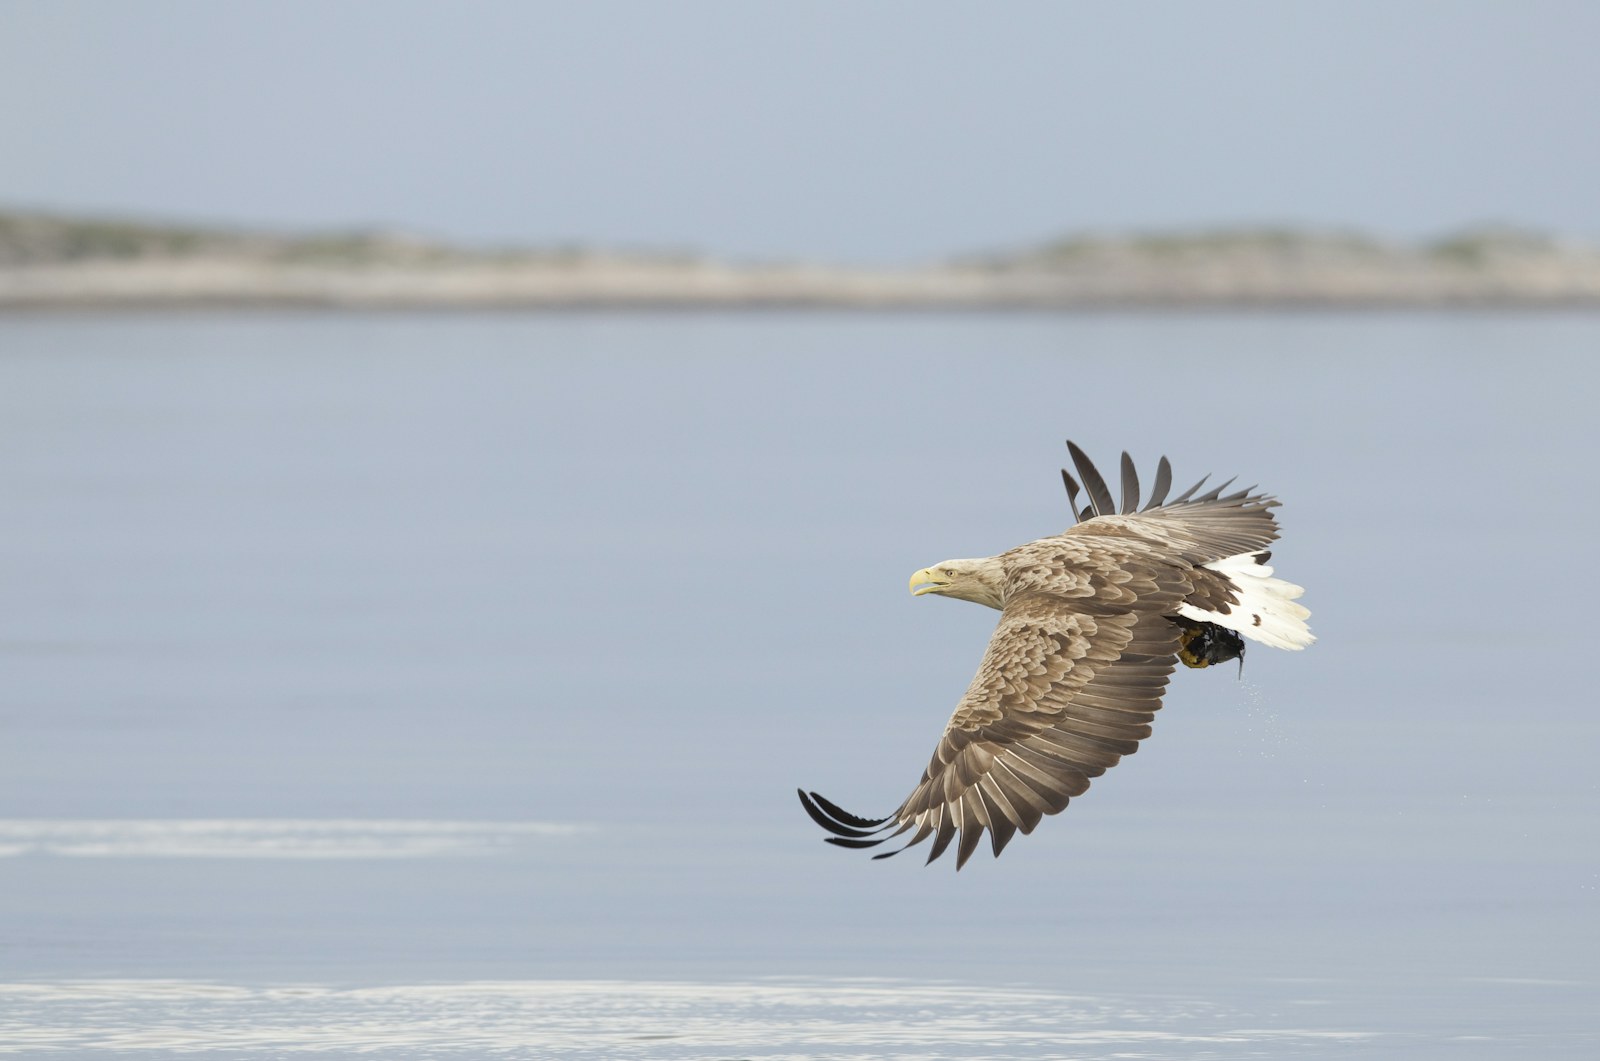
[798,790,892,838]
[1119,451,1139,514]
[988,815,1018,858]
[1066,441,1115,518]
[1194,476,1237,503]
[798,789,859,837]
[807,791,891,831]
[1169,473,1210,504]
[824,835,890,850]
[926,816,957,864]
[954,825,984,870]
[1222,483,1257,503]
[1143,455,1173,510]
[1060,469,1084,524]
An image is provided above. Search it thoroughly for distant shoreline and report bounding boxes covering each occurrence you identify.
[5,211,1600,310]
[6,262,1600,311]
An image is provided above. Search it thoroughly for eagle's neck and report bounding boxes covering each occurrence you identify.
[952,557,1008,610]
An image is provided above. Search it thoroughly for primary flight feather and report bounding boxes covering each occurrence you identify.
[799,442,1313,869]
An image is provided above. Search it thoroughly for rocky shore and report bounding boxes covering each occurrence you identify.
[4,211,1599,310]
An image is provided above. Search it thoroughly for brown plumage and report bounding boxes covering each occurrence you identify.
[799,442,1313,869]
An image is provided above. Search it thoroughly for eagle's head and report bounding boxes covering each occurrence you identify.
[908,557,1007,610]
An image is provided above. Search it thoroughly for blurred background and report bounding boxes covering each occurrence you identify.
[4,0,1600,262]
[1,3,1597,1058]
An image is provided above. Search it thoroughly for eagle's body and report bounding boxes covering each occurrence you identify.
[799,443,1312,869]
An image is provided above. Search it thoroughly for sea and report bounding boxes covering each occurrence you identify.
[1,309,1596,1058]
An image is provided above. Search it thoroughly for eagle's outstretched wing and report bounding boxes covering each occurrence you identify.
[1060,440,1282,564]
[1059,443,1310,648]
[800,557,1189,869]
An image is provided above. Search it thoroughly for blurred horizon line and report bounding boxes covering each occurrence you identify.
[7,204,1600,311]
[3,201,1596,267]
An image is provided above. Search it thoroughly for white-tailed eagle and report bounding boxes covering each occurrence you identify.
[799,442,1313,868]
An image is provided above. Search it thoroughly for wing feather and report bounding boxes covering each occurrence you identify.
[989,758,1057,824]
[1061,468,1085,524]
[926,807,958,863]
[955,794,985,868]
[1119,451,1140,514]
[1168,474,1210,504]
[1065,450,1282,566]
[976,779,1021,857]
[1143,456,1173,511]
[1067,441,1116,517]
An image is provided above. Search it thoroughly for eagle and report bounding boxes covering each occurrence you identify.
[799,442,1313,869]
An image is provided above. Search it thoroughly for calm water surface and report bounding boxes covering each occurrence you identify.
[0,311,1596,1057]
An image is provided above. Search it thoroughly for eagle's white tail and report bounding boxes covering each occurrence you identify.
[1177,551,1314,651]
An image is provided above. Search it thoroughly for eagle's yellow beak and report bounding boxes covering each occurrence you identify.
[909,568,944,596]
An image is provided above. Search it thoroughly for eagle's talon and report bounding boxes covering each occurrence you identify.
[1175,617,1245,671]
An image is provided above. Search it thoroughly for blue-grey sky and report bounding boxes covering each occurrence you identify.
[3,0,1598,262]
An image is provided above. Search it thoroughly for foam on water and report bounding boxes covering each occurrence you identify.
[0,820,585,859]
[0,978,1379,1058]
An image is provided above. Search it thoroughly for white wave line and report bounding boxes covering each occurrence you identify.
[0,978,1385,1055]
[0,819,588,859]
